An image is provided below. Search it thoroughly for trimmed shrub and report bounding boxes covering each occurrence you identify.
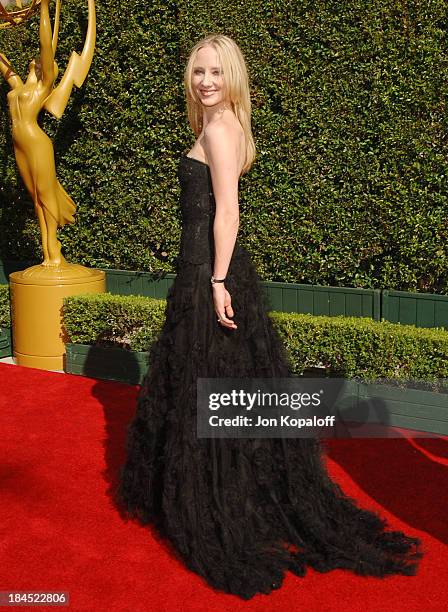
[62,292,448,389]
[0,284,10,328]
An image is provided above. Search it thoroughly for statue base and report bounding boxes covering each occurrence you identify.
[9,262,106,371]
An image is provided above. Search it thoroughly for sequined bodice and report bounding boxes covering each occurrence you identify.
[177,155,243,264]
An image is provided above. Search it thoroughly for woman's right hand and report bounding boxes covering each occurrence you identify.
[212,284,237,329]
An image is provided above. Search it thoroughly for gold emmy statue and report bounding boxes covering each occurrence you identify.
[1,0,105,370]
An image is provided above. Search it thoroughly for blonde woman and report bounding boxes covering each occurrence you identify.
[118,34,422,599]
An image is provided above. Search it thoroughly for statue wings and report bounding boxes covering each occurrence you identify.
[44,0,96,119]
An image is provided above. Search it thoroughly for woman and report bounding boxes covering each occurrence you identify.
[117,34,423,600]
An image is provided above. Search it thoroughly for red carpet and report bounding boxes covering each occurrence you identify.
[0,361,447,612]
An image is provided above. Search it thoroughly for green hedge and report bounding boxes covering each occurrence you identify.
[62,292,166,352]
[1,1,447,292]
[0,284,10,328]
[62,292,448,389]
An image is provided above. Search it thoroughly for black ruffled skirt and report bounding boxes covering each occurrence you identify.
[116,247,423,600]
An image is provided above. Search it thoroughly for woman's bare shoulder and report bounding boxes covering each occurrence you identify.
[205,110,243,140]
[204,111,245,170]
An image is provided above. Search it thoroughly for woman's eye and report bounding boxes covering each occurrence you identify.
[194,69,221,75]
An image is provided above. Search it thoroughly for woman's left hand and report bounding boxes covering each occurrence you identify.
[212,284,237,329]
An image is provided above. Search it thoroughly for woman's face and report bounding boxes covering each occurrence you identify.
[192,45,226,108]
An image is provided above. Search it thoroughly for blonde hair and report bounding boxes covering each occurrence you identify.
[183,34,256,176]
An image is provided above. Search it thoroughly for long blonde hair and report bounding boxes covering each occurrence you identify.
[183,34,256,176]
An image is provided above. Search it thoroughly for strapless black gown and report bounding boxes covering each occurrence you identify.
[117,154,423,600]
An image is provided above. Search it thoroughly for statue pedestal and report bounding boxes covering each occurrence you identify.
[9,263,106,371]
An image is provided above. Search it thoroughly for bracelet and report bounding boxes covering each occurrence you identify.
[211,275,226,284]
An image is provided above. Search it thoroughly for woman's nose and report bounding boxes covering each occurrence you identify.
[202,72,212,86]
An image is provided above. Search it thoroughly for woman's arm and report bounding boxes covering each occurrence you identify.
[0,52,22,88]
[204,122,241,280]
[39,0,55,89]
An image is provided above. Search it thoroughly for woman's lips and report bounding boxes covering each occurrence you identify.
[200,90,216,96]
